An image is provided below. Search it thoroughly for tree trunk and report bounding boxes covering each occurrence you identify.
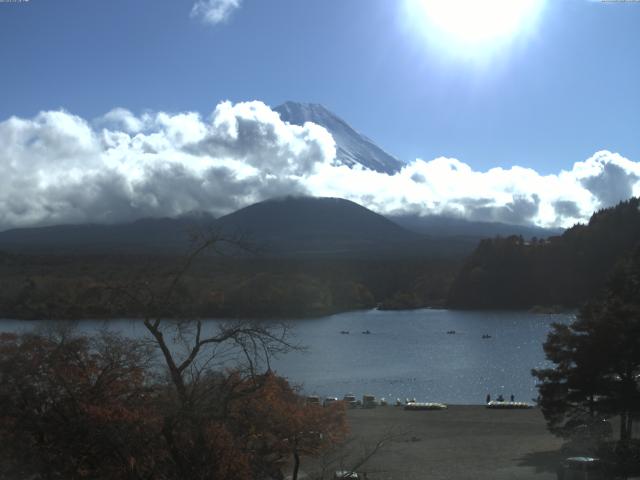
[620,412,629,444]
[292,451,300,480]
[144,320,188,404]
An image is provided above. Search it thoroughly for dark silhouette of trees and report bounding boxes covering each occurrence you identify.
[449,198,640,309]
[0,253,466,320]
[533,246,640,453]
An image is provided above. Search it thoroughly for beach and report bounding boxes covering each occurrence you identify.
[300,405,564,480]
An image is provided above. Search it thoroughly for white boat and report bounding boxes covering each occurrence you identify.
[362,394,376,408]
[342,394,358,408]
[404,402,447,411]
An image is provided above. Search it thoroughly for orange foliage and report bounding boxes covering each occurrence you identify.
[231,371,349,459]
[0,333,348,479]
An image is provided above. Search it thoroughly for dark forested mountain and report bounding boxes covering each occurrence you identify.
[389,214,562,240]
[0,197,424,257]
[5,195,632,319]
[0,197,474,258]
[0,215,216,254]
[448,198,640,309]
[274,101,404,174]
[0,196,566,258]
[0,197,463,320]
[215,196,420,256]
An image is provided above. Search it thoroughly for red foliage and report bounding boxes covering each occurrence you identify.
[0,333,348,480]
[230,372,349,470]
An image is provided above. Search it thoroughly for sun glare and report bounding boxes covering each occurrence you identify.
[406,0,545,59]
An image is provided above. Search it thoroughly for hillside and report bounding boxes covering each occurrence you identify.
[389,214,561,240]
[0,196,563,258]
[0,215,216,255]
[0,197,469,258]
[448,198,640,309]
[215,196,421,256]
[0,197,424,257]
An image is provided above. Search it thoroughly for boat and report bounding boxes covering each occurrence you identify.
[362,394,376,408]
[342,394,358,408]
[323,397,339,407]
[404,402,448,411]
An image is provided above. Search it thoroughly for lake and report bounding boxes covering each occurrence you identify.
[0,308,573,405]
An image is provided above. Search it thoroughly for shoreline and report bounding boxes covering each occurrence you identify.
[0,305,577,322]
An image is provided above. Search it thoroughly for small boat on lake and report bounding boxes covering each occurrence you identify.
[404,402,448,411]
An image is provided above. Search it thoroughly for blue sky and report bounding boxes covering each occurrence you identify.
[0,0,639,229]
[1,0,638,173]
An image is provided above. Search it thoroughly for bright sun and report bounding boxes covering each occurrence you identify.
[406,0,545,58]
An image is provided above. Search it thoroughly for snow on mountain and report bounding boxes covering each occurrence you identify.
[274,101,404,175]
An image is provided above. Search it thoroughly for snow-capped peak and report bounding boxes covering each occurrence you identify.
[274,101,404,175]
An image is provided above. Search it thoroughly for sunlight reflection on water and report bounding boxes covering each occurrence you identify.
[0,308,573,405]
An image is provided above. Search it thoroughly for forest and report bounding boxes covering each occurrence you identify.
[0,252,458,320]
[448,198,640,310]
[2,197,640,320]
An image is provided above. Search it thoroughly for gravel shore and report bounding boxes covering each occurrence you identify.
[299,405,564,480]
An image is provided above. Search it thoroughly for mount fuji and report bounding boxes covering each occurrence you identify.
[274,101,404,174]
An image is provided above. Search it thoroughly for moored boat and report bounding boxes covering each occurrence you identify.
[404,402,447,411]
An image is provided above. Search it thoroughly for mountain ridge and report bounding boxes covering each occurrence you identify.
[390,214,563,240]
[0,196,563,257]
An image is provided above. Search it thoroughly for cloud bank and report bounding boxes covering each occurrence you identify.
[191,0,242,25]
[0,100,638,231]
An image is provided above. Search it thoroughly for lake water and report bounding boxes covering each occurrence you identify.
[0,308,573,405]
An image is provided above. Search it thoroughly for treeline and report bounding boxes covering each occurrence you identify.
[11,197,638,318]
[0,253,459,320]
[448,198,640,309]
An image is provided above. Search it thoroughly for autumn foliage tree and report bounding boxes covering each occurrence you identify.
[231,372,349,480]
[0,330,349,479]
[0,330,159,479]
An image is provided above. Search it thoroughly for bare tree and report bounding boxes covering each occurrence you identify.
[107,229,300,478]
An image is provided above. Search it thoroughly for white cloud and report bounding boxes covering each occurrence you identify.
[0,101,331,229]
[0,100,638,231]
[190,0,242,25]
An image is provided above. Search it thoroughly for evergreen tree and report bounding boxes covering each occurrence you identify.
[533,246,640,445]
